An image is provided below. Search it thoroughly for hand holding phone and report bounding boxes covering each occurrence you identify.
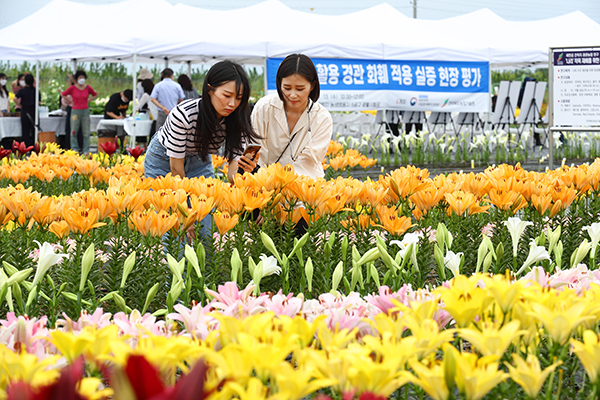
[237,145,261,174]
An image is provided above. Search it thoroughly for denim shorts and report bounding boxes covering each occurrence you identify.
[144,136,214,180]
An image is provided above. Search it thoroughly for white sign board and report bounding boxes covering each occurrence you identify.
[552,48,600,127]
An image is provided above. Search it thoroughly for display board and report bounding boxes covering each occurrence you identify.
[552,48,600,127]
[266,58,490,112]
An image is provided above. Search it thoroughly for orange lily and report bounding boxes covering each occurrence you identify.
[48,220,71,239]
[74,159,100,176]
[32,196,61,226]
[188,194,215,221]
[62,207,106,234]
[375,204,412,235]
[213,211,239,235]
[129,209,179,237]
[242,187,274,212]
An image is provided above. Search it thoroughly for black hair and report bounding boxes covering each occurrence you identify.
[195,60,260,162]
[24,74,34,86]
[0,73,7,98]
[74,70,87,80]
[141,79,154,94]
[161,68,174,78]
[17,73,24,81]
[123,89,133,101]
[177,74,193,91]
[276,54,320,102]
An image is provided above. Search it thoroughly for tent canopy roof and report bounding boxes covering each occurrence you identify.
[0,0,598,67]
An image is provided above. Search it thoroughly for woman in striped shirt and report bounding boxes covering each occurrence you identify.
[144,60,260,180]
[144,60,260,240]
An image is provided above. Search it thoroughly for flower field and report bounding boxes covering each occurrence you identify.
[2,141,600,398]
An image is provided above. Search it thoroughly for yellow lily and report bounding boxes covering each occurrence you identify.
[454,352,508,400]
[505,354,561,399]
[458,320,525,357]
[528,301,595,345]
[571,330,600,384]
[408,358,449,400]
[0,345,61,390]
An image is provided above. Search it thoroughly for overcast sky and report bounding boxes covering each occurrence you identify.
[1,0,599,29]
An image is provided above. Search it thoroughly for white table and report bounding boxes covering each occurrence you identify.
[0,115,105,140]
[96,118,153,143]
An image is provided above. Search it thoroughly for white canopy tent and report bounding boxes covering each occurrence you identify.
[1,0,599,141]
[2,0,598,65]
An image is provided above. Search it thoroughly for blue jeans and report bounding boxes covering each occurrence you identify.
[144,136,215,243]
[70,108,90,153]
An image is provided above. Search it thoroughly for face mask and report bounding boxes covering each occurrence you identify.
[137,82,143,91]
[19,80,26,87]
[0,80,6,86]
[121,97,127,103]
[77,78,86,85]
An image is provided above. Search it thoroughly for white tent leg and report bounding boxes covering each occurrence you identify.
[132,53,137,145]
[187,61,191,77]
[35,60,39,144]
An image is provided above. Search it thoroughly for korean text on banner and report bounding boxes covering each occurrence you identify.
[266,58,490,112]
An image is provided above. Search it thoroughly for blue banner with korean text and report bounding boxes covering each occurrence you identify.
[266,58,490,112]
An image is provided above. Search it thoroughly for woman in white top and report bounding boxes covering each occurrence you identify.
[0,73,10,116]
[234,54,332,179]
[134,78,158,121]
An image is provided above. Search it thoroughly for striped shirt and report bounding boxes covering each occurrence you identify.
[157,99,238,159]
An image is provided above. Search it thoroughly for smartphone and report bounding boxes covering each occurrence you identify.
[242,145,261,159]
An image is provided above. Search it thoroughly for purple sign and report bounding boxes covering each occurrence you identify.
[554,50,600,66]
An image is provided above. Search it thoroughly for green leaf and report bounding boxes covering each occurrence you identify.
[120,251,137,289]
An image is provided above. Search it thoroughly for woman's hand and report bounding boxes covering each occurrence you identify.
[237,151,259,173]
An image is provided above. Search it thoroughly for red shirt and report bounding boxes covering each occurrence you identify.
[62,85,97,110]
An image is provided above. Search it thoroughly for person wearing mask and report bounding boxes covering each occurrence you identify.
[150,68,184,131]
[104,89,133,120]
[177,74,200,100]
[11,73,25,112]
[14,74,40,147]
[236,53,333,179]
[61,70,97,153]
[0,73,10,116]
[144,60,260,241]
[136,68,153,102]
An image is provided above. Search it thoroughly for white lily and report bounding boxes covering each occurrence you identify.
[31,241,68,287]
[517,239,551,275]
[444,250,463,278]
[258,254,282,278]
[504,217,533,257]
[583,223,600,259]
[390,232,423,259]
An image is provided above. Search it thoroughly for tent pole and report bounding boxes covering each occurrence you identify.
[187,61,191,78]
[35,60,40,144]
[548,47,554,169]
[164,57,169,69]
[132,53,137,146]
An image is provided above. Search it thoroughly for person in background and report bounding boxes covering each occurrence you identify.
[144,60,260,241]
[178,74,200,100]
[104,89,133,151]
[61,70,97,153]
[136,68,153,102]
[0,73,10,116]
[150,68,184,131]
[104,89,133,120]
[133,79,157,143]
[14,74,40,147]
[11,73,25,112]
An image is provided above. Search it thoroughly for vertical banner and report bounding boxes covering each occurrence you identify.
[266,58,489,112]
[552,48,600,127]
